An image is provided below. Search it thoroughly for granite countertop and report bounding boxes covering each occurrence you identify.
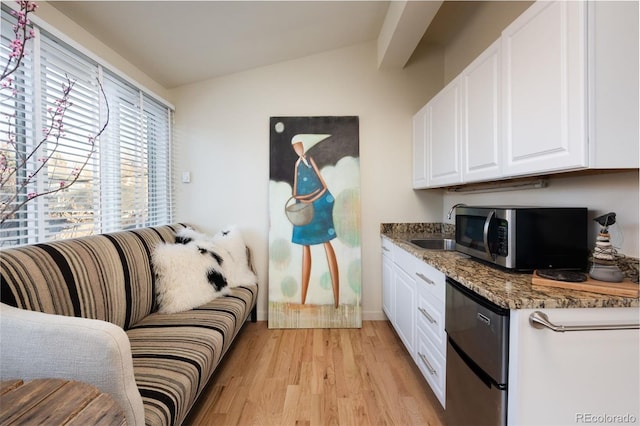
[381,224,640,310]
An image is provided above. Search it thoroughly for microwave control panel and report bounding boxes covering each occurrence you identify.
[495,219,509,257]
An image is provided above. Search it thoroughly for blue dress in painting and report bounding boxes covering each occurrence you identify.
[292,159,336,246]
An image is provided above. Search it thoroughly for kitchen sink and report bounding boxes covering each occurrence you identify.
[408,238,456,251]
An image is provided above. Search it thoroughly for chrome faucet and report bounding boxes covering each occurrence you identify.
[447,203,466,220]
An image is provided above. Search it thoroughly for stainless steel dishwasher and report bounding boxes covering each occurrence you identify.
[445,277,510,426]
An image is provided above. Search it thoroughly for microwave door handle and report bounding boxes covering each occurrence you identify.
[483,209,496,259]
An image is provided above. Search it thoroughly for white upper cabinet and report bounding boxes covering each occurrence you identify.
[412,103,429,188]
[412,1,638,189]
[412,78,462,189]
[413,40,501,189]
[425,79,462,187]
[501,1,587,176]
[461,39,502,182]
[587,1,639,168]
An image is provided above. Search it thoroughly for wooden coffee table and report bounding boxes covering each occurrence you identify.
[0,379,126,425]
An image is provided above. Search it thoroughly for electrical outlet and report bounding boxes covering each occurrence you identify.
[182,171,191,183]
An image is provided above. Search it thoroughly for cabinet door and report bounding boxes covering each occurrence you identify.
[462,39,501,183]
[381,247,394,322]
[502,1,587,176]
[393,266,416,356]
[588,1,639,168]
[508,308,640,425]
[426,78,462,186]
[412,104,429,189]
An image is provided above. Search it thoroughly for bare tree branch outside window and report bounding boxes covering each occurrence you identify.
[0,1,109,227]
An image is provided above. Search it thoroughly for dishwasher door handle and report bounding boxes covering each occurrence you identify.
[529,311,640,332]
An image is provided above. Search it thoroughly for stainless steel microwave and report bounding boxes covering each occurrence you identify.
[454,206,588,271]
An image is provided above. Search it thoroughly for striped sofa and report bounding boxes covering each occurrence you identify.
[0,224,258,426]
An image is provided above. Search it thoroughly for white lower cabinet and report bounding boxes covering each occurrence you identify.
[415,268,446,407]
[393,266,417,355]
[508,307,640,425]
[416,282,446,354]
[415,328,446,406]
[381,238,394,322]
[382,237,640,419]
[381,238,446,408]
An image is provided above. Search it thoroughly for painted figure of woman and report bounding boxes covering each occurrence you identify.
[290,134,339,308]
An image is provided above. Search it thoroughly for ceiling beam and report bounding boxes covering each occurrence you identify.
[377,0,443,69]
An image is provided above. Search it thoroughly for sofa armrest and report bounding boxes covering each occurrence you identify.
[0,303,145,426]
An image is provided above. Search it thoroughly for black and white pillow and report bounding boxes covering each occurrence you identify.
[152,241,229,314]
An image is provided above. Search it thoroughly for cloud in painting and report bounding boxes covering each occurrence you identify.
[269,156,361,306]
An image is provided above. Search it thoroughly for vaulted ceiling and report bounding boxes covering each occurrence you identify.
[50,1,444,89]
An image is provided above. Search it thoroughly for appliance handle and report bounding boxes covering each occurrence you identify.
[482,209,496,258]
[529,311,640,332]
[448,337,502,389]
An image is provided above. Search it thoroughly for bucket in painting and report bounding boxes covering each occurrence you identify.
[285,196,314,226]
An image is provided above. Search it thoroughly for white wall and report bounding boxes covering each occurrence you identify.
[170,41,444,320]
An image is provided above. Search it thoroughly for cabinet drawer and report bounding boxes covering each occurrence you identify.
[414,261,446,303]
[416,328,446,408]
[416,286,446,355]
[393,245,446,302]
[392,242,417,273]
[381,237,395,259]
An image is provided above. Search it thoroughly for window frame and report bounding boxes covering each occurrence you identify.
[0,4,175,247]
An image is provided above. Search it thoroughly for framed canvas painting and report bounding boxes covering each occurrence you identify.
[268,116,361,328]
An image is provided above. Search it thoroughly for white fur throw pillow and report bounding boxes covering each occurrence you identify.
[212,225,258,287]
[152,242,230,314]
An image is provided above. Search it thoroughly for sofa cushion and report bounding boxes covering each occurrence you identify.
[126,283,258,426]
[0,224,187,329]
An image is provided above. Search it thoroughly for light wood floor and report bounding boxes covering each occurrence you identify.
[184,320,445,425]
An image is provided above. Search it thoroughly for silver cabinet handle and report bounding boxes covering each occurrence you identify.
[416,272,435,285]
[418,352,437,376]
[382,246,391,252]
[529,311,640,332]
[418,306,436,324]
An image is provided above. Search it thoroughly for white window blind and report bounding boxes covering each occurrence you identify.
[1,9,37,245]
[144,94,173,227]
[39,33,103,241]
[0,6,174,247]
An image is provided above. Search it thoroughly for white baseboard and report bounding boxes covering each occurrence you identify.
[363,310,388,321]
[254,310,388,322]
